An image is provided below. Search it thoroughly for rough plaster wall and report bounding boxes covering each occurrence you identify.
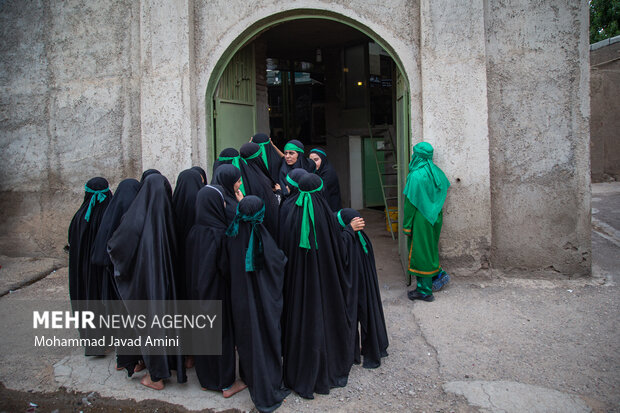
[485,0,591,274]
[139,0,194,184]
[192,0,422,173]
[420,0,493,269]
[0,0,141,257]
[590,42,620,181]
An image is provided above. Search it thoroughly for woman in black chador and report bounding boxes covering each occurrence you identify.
[224,195,291,412]
[281,173,354,399]
[337,208,389,369]
[277,140,315,197]
[107,174,186,390]
[91,178,142,371]
[309,148,342,212]
[68,176,112,356]
[250,132,283,182]
[239,142,280,239]
[185,185,236,393]
[172,168,203,300]
[211,164,243,222]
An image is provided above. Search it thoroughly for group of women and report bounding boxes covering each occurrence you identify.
[68,133,389,413]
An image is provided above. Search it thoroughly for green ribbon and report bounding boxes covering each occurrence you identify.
[295,181,324,249]
[284,142,304,153]
[337,210,368,254]
[256,140,270,169]
[226,204,265,272]
[218,155,246,195]
[311,148,327,157]
[243,149,262,161]
[286,174,300,189]
[84,185,110,222]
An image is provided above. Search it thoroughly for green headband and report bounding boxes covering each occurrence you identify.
[243,149,262,161]
[256,140,270,168]
[311,148,327,157]
[284,142,304,153]
[295,181,324,250]
[218,155,246,195]
[84,185,110,222]
[226,204,265,272]
[337,210,368,254]
[286,174,300,188]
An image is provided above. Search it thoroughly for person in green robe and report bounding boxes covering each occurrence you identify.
[402,142,451,302]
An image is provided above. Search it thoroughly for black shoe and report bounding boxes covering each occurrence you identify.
[407,290,435,302]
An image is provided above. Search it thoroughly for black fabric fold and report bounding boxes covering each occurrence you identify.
[212,164,241,223]
[310,149,342,211]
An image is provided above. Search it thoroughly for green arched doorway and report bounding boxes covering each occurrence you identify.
[205,10,412,272]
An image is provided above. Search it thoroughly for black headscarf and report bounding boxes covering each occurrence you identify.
[107,174,186,384]
[337,208,389,369]
[191,166,208,185]
[172,169,203,300]
[310,148,342,211]
[212,164,242,223]
[239,142,280,239]
[186,184,235,390]
[68,177,112,356]
[212,148,240,176]
[278,140,316,197]
[140,168,161,183]
[281,173,354,398]
[278,168,308,246]
[224,195,290,411]
[251,133,283,182]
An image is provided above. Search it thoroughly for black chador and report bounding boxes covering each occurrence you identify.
[309,148,342,212]
[337,208,389,368]
[277,168,308,245]
[172,168,203,300]
[281,174,354,399]
[225,195,290,412]
[251,133,283,183]
[185,185,235,390]
[211,164,242,223]
[239,142,280,239]
[91,178,141,369]
[68,177,112,356]
[278,140,316,197]
[107,174,186,384]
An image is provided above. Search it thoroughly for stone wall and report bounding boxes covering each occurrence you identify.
[0,0,141,257]
[590,37,620,182]
[484,0,591,274]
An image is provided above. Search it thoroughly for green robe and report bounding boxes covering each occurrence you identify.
[403,197,443,288]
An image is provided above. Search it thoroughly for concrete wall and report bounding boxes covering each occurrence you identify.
[0,0,141,257]
[0,0,592,276]
[590,37,620,182]
[484,0,591,275]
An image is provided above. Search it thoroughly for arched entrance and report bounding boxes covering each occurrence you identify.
[205,11,412,271]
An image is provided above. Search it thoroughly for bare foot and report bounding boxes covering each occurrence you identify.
[134,360,145,372]
[222,380,247,398]
[184,355,195,369]
[140,373,164,390]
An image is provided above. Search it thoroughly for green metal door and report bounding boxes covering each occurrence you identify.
[396,70,410,274]
[214,45,256,152]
